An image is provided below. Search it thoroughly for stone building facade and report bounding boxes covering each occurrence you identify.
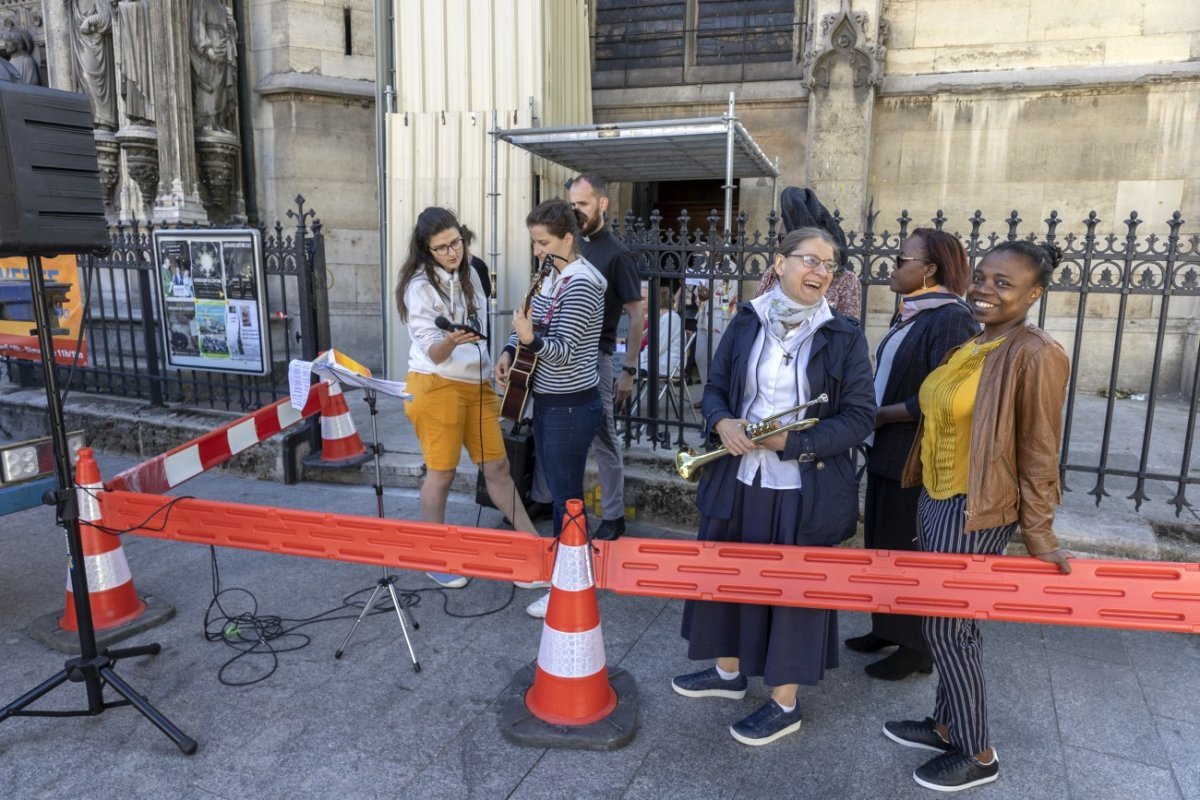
[15,0,1200,380]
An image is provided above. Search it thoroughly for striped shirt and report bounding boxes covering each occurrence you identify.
[504,257,607,399]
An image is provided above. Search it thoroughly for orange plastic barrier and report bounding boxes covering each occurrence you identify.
[100,490,553,585]
[595,538,1200,634]
[98,491,1200,634]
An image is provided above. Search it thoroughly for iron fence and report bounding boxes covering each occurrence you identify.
[3,196,330,413]
[615,206,1200,516]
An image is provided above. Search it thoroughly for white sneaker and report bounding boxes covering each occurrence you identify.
[426,572,468,589]
[525,591,550,618]
[514,580,551,589]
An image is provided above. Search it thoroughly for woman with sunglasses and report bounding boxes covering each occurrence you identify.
[397,207,539,590]
[671,227,875,747]
[845,229,979,680]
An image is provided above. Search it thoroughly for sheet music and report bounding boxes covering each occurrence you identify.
[289,350,412,409]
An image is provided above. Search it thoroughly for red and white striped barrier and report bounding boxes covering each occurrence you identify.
[105,382,328,495]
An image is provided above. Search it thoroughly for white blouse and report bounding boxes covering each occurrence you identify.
[404,266,492,384]
[736,294,833,490]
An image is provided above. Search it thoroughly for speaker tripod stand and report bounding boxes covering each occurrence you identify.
[0,255,196,753]
[333,388,421,671]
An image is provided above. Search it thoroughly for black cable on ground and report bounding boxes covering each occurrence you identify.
[202,546,516,686]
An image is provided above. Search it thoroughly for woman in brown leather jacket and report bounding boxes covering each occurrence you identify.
[882,241,1073,793]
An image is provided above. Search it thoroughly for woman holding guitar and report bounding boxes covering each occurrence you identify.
[496,199,607,617]
[397,207,540,590]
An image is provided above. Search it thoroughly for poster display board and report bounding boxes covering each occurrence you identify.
[152,229,270,375]
[0,255,87,365]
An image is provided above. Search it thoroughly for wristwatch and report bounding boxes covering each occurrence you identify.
[621,365,638,376]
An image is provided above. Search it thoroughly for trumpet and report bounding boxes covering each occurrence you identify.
[675,393,829,482]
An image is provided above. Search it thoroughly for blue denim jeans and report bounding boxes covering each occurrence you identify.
[533,397,603,535]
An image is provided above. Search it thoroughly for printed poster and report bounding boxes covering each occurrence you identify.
[152,229,270,375]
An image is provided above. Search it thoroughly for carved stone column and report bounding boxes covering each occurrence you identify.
[195,128,239,211]
[116,123,160,214]
[150,0,207,223]
[802,0,886,230]
[43,0,75,90]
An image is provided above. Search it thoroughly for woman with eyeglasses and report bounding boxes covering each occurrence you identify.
[398,207,539,590]
[845,229,979,681]
[671,227,875,747]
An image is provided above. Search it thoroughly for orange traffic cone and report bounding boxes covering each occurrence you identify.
[500,499,638,749]
[316,380,368,466]
[60,448,146,631]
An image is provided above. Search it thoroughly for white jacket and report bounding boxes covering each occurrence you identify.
[404,266,492,383]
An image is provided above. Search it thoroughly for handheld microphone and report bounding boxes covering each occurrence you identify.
[435,315,487,341]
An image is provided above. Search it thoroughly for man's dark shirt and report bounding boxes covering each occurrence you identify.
[578,226,640,354]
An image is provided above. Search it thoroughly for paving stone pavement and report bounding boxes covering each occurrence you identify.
[0,453,1196,800]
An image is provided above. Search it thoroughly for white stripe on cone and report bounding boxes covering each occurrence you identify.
[66,548,133,593]
[550,541,594,592]
[536,624,608,678]
[320,411,356,440]
[76,481,101,525]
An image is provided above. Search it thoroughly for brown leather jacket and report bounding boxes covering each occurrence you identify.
[902,324,1070,555]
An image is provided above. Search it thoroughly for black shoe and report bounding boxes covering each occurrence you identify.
[526,501,553,522]
[593,517,626,541]
[864,646,933,681]
[913,749,999,792]
[844,632,893,653]
[883,718,954,753]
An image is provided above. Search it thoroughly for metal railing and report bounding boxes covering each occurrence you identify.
[3,196,330,413]
[614,206,1200,516]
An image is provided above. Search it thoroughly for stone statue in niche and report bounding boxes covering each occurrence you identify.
[68,0,118,130]
[115,0,153,123]
[0,27,41,85]
[189,0,236,132]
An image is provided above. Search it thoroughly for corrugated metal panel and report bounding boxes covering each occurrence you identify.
[386,0,592,378]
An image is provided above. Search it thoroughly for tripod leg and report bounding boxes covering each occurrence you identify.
[0,670,71,721]
[335,583,385,659]
[385,583,421,673]
[97,667,196,754]
[105,643,162,661]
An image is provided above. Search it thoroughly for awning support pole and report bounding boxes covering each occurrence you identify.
[488,108,501,345]
[722,92,737,239]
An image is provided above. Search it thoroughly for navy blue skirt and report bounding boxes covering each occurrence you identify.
[680,474,839,687]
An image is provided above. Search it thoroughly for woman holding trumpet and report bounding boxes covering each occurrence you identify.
[672,227,875,746]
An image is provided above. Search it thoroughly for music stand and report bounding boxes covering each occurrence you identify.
[0,255,196,753]
[332,388,421,671]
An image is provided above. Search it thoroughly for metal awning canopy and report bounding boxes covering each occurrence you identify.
[493,115,780,183]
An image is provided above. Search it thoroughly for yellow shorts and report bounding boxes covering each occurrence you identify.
[404,371,506,471]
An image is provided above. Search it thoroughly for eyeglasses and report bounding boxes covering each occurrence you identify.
[786,253,839,273]
[430,237,464,257]
[895,255,928,266]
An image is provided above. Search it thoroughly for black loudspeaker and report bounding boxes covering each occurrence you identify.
[475,422,537,510]
[0,81,109,257]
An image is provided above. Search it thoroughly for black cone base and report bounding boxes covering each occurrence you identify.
[498,662,638,751]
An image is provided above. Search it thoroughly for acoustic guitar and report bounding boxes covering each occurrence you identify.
[500,257,553,422]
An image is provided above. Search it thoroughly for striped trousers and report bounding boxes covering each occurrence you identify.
[918,490,1016,756]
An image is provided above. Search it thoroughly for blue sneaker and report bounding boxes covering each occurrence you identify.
[426,572,468,589]
[671,667,747,699]
[729,700,803,746]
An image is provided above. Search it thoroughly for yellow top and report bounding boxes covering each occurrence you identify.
[918,337,1006,499]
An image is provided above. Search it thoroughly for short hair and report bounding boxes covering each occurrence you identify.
[988,241,1063,289]
[526,198,584,240]
[908,228,969,295]
[566,174,609,199]
[778,227,841,265]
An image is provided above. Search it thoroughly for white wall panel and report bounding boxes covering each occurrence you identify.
[385,0,592,377]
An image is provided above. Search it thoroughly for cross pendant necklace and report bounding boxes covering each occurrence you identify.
[782,352,793,365]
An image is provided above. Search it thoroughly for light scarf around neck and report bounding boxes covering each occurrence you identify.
[897,284,960,324]
[767,284,823,341]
